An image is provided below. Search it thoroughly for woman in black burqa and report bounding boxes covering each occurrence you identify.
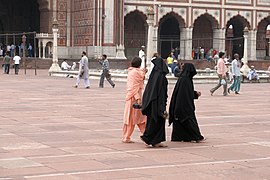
[169,63,205,142]
[140,56,169,147]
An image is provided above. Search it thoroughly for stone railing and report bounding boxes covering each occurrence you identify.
[48,69,269,84]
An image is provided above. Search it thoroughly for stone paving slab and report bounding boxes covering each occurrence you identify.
[0,70,270,179]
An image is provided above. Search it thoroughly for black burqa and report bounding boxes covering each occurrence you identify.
[141,57,169,146]
[169,63,204,142]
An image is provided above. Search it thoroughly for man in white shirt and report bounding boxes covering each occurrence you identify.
[228,53,241,94]
[6,45,11,53]
[139,46,146,68]
[61,59,71,70]
[13,54,21,75]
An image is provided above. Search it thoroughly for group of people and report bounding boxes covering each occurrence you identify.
[73,51,115,89]
[0,43,33,58]
[210,52,242,96]
[122,53,205,147]
[2,52,21,75]
[210,51,261,96]
[192,47,218,61]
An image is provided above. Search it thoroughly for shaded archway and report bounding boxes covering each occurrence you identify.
[256,16,270,59]
[45,41,53,58]
[124,10,147,60]
[0,0,40,33]
[192,13,219,60]
[158,12,185,59]
[0,0,40,50]
[0,20,4,45]
[226,15,251,59]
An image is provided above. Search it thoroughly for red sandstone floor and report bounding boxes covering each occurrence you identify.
[0,70,270,179]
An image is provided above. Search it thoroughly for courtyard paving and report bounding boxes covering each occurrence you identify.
[0,70,270,180]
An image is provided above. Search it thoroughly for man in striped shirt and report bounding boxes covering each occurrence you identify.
[98,54,115,88]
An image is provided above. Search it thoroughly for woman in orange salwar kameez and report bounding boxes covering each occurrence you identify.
[122,57,147,143]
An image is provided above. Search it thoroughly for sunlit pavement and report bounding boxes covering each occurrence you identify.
[0,70,270,179]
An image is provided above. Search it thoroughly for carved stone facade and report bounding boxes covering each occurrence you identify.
[2,0,269,60]
[124,0,270,61]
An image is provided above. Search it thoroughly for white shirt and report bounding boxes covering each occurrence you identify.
[6,45,11,52]
[139,49,145,68]
[61,61,71,70]
[231,59,241,76]
[13,55,21,64]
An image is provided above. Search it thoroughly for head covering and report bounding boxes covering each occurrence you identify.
[180,63,197,79]
[142,57,168,119]
[152,57,169,74]
[169,63,197,125]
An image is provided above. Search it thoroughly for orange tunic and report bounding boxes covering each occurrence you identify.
[123,67,147,125]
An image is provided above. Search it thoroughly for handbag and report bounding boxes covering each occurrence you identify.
[221,79,226,85]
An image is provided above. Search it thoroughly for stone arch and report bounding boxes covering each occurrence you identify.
[192,13,219,60]
[159,12,186,28]
[256,16,270,59]
[192,13,219,29]
[158,12,185,59]
[225,15,251,59]
[45,41,53,58]
[124,10,147,60]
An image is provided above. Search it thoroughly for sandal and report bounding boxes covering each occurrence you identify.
[152,143,168,148]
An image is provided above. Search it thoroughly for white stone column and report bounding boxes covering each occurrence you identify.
[42,41,46,59]
[180,27,185,60]
[153,26,158,55]
[243,28,248,61]
[213,28,226,52]
[183,27,193,60]
[248,30,257,60]
[213,28,220,51]
[146,6,155,70]
[115,0,126,59]
[38,41,41,58]
[240,27,250,77]
[268,40,270,56]
[49,19,61,73]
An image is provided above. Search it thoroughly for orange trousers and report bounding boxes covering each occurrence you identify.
[122,122,146,142]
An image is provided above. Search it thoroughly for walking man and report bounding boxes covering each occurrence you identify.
[228,54,241,94]
[74,51,90,88]
[2,53,11,74]
[210,52,228,96]
[13,54,21,75]
[98,54,115,88]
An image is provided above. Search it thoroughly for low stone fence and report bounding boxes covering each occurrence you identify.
[49,69,270,84]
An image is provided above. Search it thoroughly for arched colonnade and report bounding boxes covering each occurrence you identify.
[124,8,270,61]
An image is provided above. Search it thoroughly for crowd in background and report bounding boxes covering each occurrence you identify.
[0,43,33,58]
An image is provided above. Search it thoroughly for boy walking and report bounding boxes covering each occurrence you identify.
[98,54,115,88]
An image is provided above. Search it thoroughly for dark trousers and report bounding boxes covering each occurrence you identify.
[4,64,10,74]
[99,70,115,88]
[14,64,20,74]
